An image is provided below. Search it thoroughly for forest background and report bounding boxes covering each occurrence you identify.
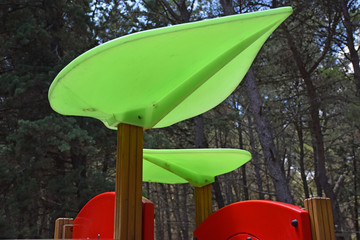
[0,0,359,239]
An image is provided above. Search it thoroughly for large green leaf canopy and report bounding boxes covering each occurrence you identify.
[142,149,251,187]
[48,7,292,129]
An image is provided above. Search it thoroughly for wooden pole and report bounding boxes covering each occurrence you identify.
[114,123,143,240]
[194,184,212,227]
[62,224,73,239]
[304,197,336,240]
[54,218,73,239]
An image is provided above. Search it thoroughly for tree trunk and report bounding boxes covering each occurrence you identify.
[283,24,342,231]
[295,116,310,198]
[247,115,264,200]
[311,138,322,196]
[220,0,235,15]
[160,184,173,240]
[340,0,360,98]
[155,184,165,239]
[302,64,343,234]
[352,143,360,240]
[243,68,294,204]
[194,115,208,148]
[171,185,185,240]
[238,120,249,200]
[220,0,293,204]
[179,185,189,240]
[212,177,225,209]
[241,165,249,200]
[225,175,234,204]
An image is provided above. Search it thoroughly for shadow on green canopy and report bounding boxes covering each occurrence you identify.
[48,7,292,129]
[142,148,251,187]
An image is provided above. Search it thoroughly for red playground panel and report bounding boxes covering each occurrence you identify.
[193,200,312,240]
[228,234,259,240]
[72,192,154,240]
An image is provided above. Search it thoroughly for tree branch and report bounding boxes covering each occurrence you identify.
[308,12,340,74]
[160,0,181,22]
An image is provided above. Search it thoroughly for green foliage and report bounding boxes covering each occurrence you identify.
[0,114,114,237]
[0,1,114,237]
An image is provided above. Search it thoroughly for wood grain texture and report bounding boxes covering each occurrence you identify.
[114,123,143,240]
[54,218,73,239]
[304,197,335,240]
[194,184,212,227]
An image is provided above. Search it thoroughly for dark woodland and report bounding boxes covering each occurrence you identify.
[0,0,359,239]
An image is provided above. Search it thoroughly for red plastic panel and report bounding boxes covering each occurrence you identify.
[193,200,312,240]
[228,233,259,240]
[72,192,154,240]
[142,199,155,240]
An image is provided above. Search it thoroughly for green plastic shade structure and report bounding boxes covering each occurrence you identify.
[48,7,293,130]
[142,148,251,187]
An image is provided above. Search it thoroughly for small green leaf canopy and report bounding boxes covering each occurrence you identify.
[142,149,251,187]
[48,7,292,129]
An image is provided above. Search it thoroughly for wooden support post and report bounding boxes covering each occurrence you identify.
[54,218,73,239]
[114,123,143,240]
[304,197,336,240]
[194,184,212,227]
[62,224,73,239]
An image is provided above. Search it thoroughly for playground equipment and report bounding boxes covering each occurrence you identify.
[54,149,252,239]
[54,196,335,239]
[194,200,312,239]
[54,192,154,239]
[49,6,335,240]
[72,192,154,239]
